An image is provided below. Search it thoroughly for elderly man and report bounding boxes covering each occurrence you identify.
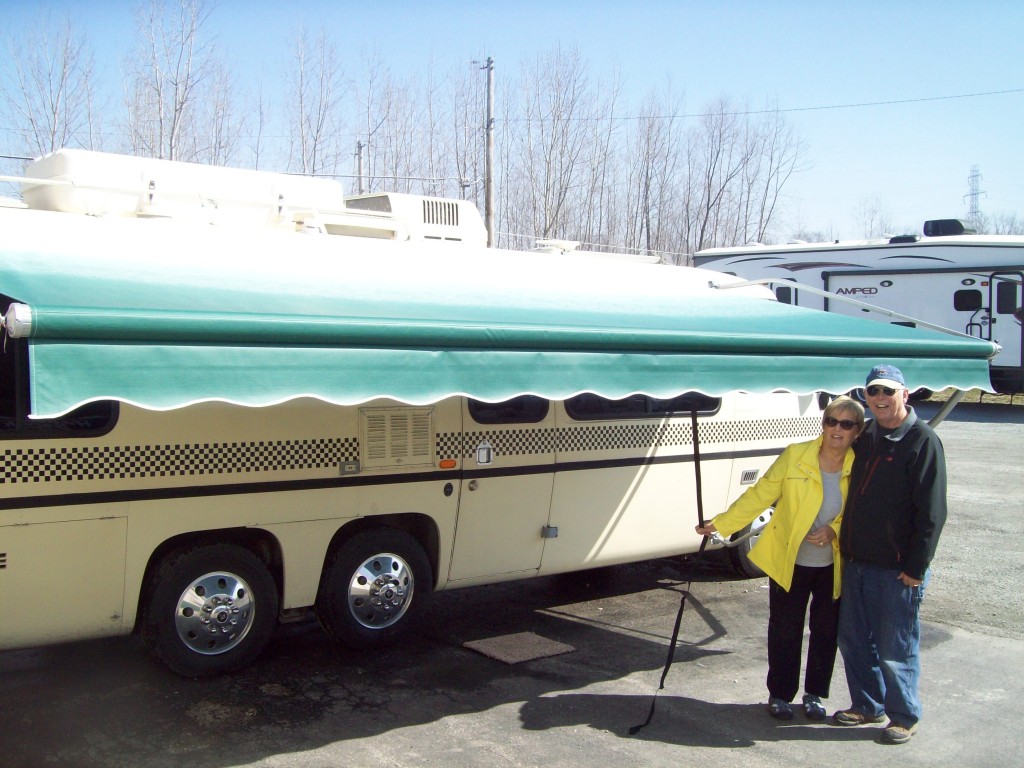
[833,364,948,745]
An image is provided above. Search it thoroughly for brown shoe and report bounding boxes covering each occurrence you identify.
[881,721,919,744]
[833,708,887,726]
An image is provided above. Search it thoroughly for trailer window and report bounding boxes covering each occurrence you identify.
[953,289,983,312]
[468,395,549,424]
[995,279,1020,315]
[565,392,720,420]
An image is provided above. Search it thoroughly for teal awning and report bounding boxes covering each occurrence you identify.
[0,209,998,418]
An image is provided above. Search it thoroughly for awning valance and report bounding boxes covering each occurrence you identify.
[0,208,998,418]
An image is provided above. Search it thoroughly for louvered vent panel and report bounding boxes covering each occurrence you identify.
[410,411,432,459]
[740,469,760,485]
[422,199,459,227]
[365,413,388,462]
[361,408,434,469]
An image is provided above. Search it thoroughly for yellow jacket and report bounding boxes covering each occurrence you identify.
[710,435,852,599]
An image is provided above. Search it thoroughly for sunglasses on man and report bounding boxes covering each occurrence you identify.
[866,385,900,397]
[823,416,858,431]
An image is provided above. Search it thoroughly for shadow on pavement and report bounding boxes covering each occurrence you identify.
[0,554,758,768]
[519,692,877,748]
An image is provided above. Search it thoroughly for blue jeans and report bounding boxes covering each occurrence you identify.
[837,561,929,727]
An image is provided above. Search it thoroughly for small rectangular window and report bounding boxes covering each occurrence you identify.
[565,392,720,421]
[468,395,549,424]
[953,289,983,312]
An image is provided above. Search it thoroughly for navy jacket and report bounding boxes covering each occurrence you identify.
[839,407,947,580]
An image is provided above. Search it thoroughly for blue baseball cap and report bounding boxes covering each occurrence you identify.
[866,364,906,389]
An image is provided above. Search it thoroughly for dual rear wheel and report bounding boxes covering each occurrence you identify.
[141,530,431,677]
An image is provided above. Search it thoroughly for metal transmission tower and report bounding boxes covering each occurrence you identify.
[964,164,986,225]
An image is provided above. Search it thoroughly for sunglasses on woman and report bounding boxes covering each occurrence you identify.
[866,385,898,397]
[823,416,858,431]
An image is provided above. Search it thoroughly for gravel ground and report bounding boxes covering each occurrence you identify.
[914,400,1024,640]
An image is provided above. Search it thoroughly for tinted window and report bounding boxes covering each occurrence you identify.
[468,395,549,424]
[995,278,1020,315]
[565,392,720,421]
[953,289,982,312]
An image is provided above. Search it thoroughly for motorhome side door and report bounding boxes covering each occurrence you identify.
[446,396,555,582]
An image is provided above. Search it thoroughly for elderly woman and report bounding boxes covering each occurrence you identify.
[696,395,865,721]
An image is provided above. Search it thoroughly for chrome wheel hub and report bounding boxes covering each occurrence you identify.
[175,571,255,655]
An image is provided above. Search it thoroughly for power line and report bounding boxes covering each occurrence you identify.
[502,87,1024,123]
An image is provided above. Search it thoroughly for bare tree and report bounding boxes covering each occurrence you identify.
[193,58,239,165]
[500,46,594,248]
[367,63,422,193]
[287,27,347,176]
[244,78,272,170]
[0,19,819,261]
[688,98,759,251]
[448,61,487,205]
[623,84,683,259]
[122,0,226,161]
[972,212,1024,235]
[735,103,803,245]
[0,13,100,157]
[577,67,622,250]
[854,197,894,238]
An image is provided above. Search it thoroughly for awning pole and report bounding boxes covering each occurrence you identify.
[628,409,708,735]
[928,388,967,428]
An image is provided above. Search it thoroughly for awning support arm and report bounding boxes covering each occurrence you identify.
[710,278,992,345]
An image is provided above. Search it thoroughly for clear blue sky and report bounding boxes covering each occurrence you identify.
[4,0,1022,240]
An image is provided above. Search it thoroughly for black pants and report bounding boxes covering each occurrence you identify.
[766,563,839,702]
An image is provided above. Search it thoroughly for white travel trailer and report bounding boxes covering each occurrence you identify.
[0,152,996,676]
[693,220,1024,393]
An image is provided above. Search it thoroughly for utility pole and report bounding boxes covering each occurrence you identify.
[355,141,365,194]
[483,56,495,247]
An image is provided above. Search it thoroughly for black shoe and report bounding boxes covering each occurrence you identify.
[768,698,794,720]
[802,694,827,721]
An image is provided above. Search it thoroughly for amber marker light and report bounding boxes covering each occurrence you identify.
[439,459,457,469]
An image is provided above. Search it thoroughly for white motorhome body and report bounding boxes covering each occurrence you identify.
[0,152,996,676]
[693,221,1024,393]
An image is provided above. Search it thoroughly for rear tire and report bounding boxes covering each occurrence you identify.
[141,543,279,677]
[316,529,432,650]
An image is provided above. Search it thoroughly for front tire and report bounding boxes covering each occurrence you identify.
[141,543,279,677]
[727,511,771,578]
[316,529,432,650]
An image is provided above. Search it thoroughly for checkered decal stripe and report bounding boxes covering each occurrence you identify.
[559,423,691,452]
[1,417,819,484]
[459,428,558,457]
[0,438,358,484]
[440,416,820,459]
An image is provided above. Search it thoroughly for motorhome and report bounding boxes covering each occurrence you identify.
[0,151,996,676]
[693,221,1024,393]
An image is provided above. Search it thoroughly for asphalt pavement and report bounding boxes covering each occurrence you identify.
[0,400,1021,768]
